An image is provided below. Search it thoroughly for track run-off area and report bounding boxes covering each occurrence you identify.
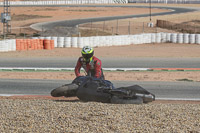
[0,4,200,101]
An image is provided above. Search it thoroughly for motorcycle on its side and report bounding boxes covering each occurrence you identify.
[51,76,155,104]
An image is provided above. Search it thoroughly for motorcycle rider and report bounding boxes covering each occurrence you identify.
[75,46,104,80]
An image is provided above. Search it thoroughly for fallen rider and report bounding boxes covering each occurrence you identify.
[51,46,155,104]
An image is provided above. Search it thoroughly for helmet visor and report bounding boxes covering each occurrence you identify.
[82,52,93,60]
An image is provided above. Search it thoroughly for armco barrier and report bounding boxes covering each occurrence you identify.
[0,32,200,52]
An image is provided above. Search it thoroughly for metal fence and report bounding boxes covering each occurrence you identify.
[157,20,200,34]
[3,19,200,39]
[78,20,161,36]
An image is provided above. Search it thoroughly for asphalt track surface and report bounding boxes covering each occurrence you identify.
[30,5,198,31]
[0,57,199,68]
[0,79,200,101]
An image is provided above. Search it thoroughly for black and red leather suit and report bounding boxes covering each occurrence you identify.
[75,56,104,79]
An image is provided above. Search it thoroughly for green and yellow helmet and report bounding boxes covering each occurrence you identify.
[81,46,94,62]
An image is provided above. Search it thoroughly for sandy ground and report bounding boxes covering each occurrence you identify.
[0,43,200,58]
[79,4,200,35]
[0,71,200,82]
[0,6,169,35]
[0,3,199,35]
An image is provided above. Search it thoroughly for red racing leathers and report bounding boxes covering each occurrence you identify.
[75,56,103,79]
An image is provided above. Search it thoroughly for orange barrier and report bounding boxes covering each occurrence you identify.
[32,39,38,50]
[27,39,32,50]
[32,39,36,50]
[20,39,25,50]
[16,39,22,51]
[50,40,54,49]
[43,39,51,50]
[39,39,44,50]
[35,39,40,50]
[15,39,54,51]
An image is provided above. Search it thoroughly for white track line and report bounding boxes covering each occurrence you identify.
[0,67,150,71]
[0,94,199,101]
[156,98,200,101]
[1,67,200,71]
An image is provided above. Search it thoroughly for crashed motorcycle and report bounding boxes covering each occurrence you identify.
[51,76,155,104]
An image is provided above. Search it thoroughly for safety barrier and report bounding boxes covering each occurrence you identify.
[32,33,200,48]
[0,40,16,52]
[0,32,200,52]
[10,39,54,51]
[0,0,128,5]
[16,39,54,51]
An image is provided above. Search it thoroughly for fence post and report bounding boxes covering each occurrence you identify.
[90,21,93,30]
[103,21,105,32]
[128,21,131,35]
[143,22,144,33]
[96,28,98,36]
[116,19,119,35]
[112,27,114,35]
[41,25,44,36]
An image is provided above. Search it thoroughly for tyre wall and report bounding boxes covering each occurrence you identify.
[0,39,54,52]
[0,40,16,52]
[33,33,200,48]
[0,32,200,52]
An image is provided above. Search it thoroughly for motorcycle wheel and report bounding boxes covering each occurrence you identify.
[110,96,143,104]
[51,83,78,97]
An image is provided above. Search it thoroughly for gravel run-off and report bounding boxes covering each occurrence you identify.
[0,97,199,133]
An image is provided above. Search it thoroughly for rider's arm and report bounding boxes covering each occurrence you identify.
[95,60,102,78]
[75,58,82,77]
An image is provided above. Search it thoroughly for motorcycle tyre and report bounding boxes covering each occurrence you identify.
[51,83,78,97]
[110,96,143,104]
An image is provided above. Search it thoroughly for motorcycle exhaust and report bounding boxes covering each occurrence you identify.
[135,93,155,102]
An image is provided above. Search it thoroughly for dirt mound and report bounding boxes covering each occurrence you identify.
[39,27,79,37]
